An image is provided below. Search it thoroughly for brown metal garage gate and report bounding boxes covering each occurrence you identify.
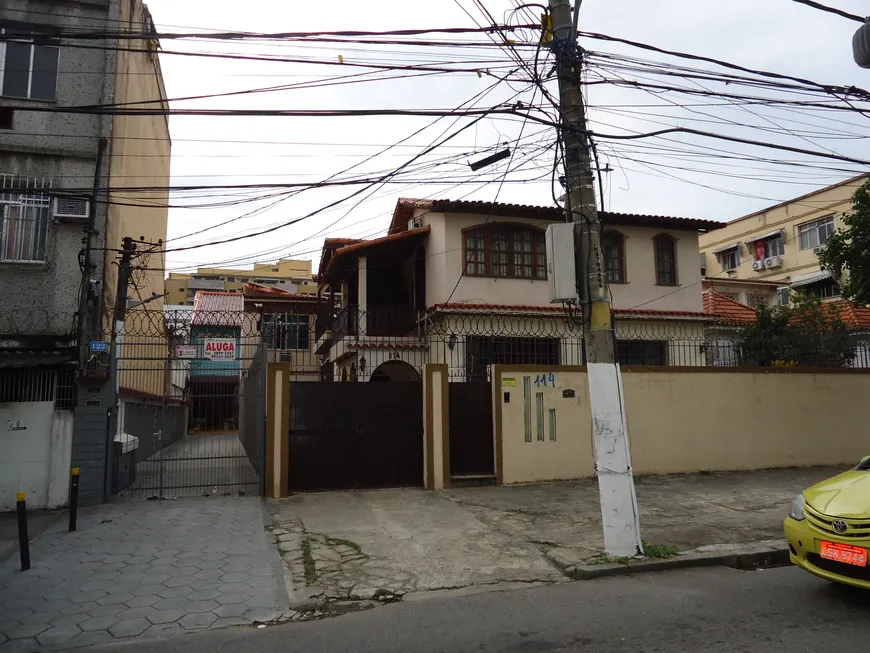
[287,381,423,491]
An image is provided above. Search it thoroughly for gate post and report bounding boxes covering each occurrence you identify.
[423,364,450,490]
[265,363,291,498]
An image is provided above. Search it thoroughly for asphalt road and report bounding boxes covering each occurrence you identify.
[84,565,870,653]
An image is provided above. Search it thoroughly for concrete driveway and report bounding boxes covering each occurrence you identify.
[269,466,841,605]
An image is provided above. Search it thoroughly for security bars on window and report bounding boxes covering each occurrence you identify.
[0,174,52,263]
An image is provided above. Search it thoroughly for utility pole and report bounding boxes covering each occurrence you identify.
[104,236,136,500]
[546,0,643,557]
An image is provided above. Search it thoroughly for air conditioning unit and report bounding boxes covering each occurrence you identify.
[407,217,423,230]
[812,246,822,256]
[52,196,90,222]
[764,256,782,269]
[752,260,764,271]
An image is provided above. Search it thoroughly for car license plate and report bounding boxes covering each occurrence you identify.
[820,541,868,567]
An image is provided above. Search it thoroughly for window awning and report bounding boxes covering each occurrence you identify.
[711,243,739,255]
[744,229,784,244]
[790,270,831,288]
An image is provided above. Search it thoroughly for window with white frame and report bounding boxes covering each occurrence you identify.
[261,313,310,350]
[0,193,51,262]
[764,236,785,257]
[777,287,790,306]
[798,216,835,250]
[719,247,739,272]
[0,26,60,101]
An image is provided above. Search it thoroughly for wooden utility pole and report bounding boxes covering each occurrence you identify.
[546,0,643,556]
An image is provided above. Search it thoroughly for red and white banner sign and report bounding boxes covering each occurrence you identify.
[203,338,237,360]
[175,344,197,359]
[755,241,766,261]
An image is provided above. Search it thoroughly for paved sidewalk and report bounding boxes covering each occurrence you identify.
[0,497,286,652]
[270,466,841,606]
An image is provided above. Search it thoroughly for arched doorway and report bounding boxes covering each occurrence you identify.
[370,360,420,382]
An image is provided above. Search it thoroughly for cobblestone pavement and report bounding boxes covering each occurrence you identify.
[0,497,286,652]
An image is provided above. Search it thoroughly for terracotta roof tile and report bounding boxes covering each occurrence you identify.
[321,227,430,283]
[427,303,710,320]
[823,300,870,330]
[324,237,362,247]
[241,283,317,301]
[389,198,722,234]
[702,291,757,325]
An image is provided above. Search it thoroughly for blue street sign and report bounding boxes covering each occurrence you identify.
[89,341,109,352]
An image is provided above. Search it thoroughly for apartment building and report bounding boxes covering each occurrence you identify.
[699,174,870,305]
[0,0,170,507]
[165,258,317,305]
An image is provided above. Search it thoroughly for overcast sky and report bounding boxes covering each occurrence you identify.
[140,0,870,275]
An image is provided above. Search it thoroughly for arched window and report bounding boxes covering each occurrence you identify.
[602,231,626,284]
[653,234,678,286]
[463,224,547,279]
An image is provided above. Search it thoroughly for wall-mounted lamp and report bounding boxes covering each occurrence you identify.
[448,334,457,351]
[359,355,367,373]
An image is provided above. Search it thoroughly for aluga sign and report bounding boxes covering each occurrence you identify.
[203,338,237,360]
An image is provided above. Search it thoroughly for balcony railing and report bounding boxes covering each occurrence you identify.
[332,305,423,341]
[315,306,334,343]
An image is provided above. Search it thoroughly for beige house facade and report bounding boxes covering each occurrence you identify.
[166,259,317,306]
[314,198,722,381]
[699,174,869,302]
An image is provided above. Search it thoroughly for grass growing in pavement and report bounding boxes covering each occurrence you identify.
[642,541,679,559]
[301,537,317,585]
[587,542,679,566]
[325,536,363,555]
[588,553,632,566]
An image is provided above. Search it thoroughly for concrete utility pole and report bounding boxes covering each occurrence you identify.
[104,236,136,500]
[546,0,643,557]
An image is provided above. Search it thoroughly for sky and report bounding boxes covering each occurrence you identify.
[138,0,870,276]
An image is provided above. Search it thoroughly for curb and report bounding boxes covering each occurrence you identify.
[260,498,292,616]
[561,541,790,580]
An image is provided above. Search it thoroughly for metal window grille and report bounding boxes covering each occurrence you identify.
[0,174,52,262]
[0,368,75,409]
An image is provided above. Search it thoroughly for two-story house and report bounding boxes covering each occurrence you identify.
[314,198,722,382]
[0,0,170,507]
[242,282,321,377]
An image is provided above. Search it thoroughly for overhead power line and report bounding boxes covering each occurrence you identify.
[788,0,865,22]
[577,30,870,100]
[0,24,539,41]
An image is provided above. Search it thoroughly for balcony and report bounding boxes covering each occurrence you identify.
[323,305,426,364]
[333,305,421,340]
[187,278,225,291]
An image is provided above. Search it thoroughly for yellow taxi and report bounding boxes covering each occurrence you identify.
[784,457,870,589]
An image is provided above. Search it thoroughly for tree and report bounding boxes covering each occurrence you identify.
[818,180,870,306]
[737,293,856,367]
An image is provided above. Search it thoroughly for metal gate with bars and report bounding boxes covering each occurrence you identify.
[113,308,266,499]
